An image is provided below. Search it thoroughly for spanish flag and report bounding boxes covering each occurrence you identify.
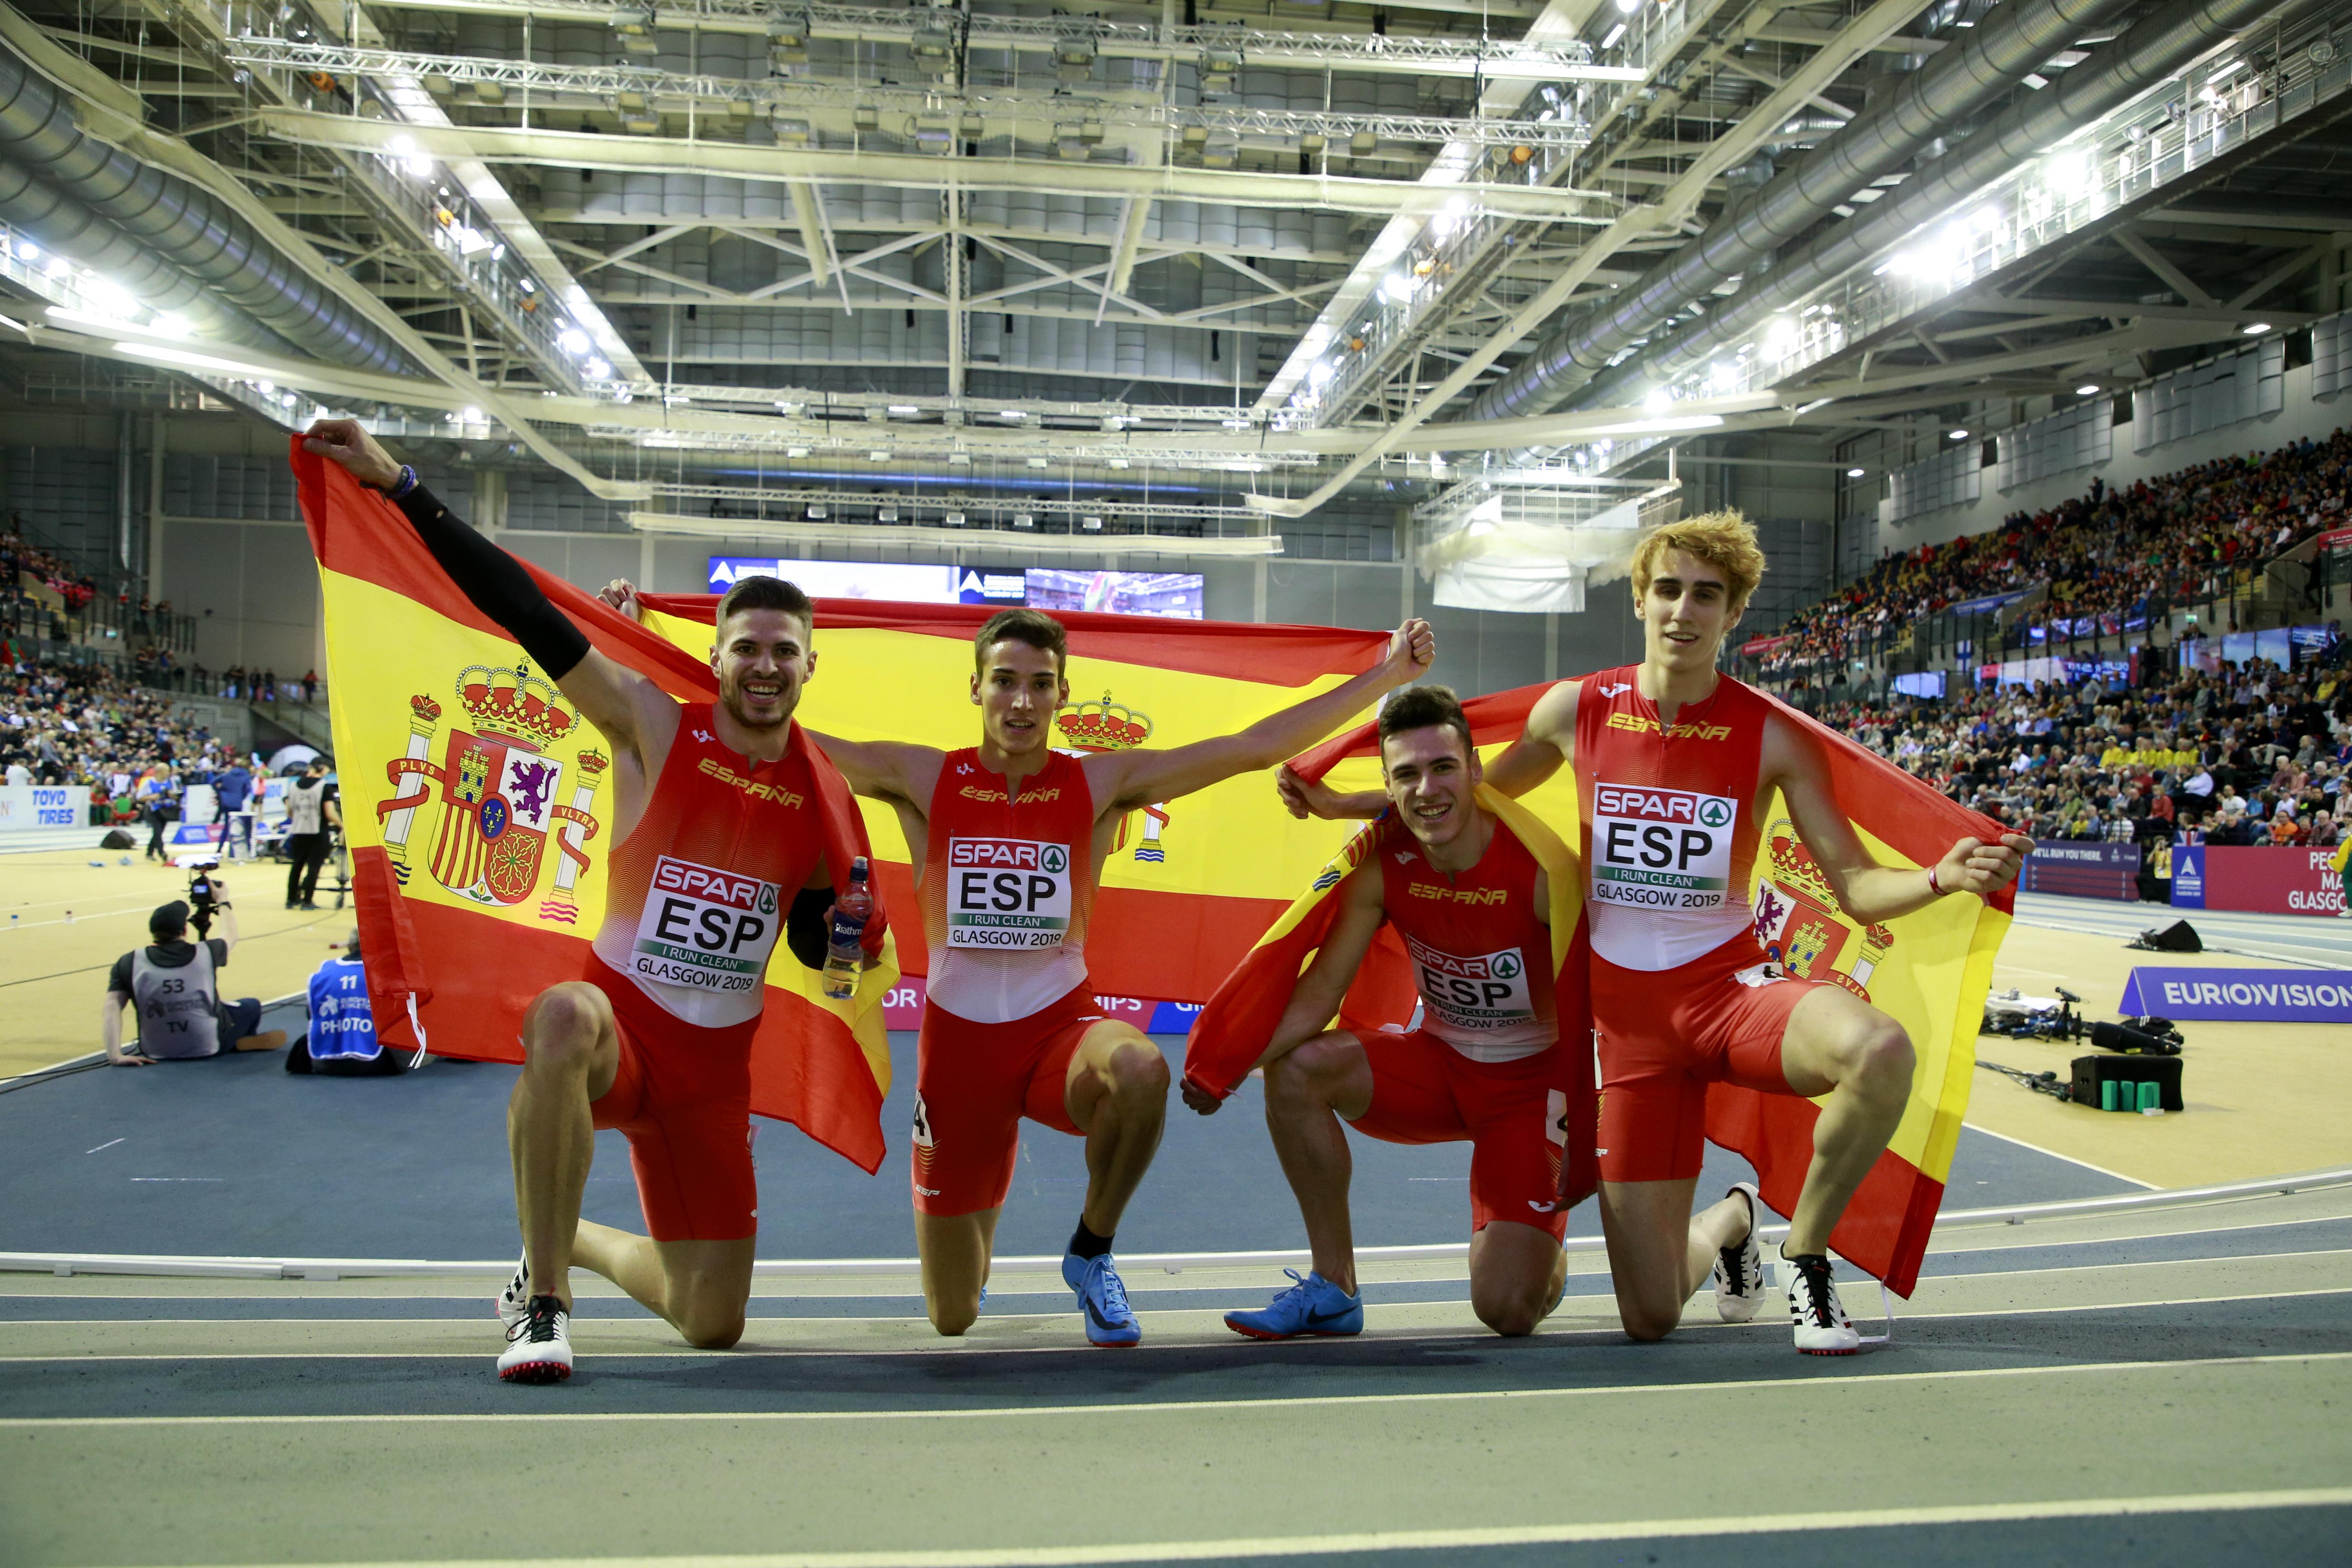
[294,441,898,1171]
[1205,682,2011,1297]
[1183,783,1602,1210]
[628,593,1395,1001]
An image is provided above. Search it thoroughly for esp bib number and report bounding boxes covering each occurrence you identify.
[627,854,782,995]
[946,837,1072,949]
[1405,934,1536,1032]
[1592,782,1737,911]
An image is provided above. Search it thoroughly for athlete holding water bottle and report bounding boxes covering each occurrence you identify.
[304,418,869,1384]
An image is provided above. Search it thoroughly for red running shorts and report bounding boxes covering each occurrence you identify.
[582,956,761,1242]
[1591,934,1823,1185]
[1343,1028,1570,1241]
[911,986,1105,1217]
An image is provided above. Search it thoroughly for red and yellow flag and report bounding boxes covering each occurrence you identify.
[1251,681,2011,1296]
[296,442,898,1171]
[631,592,1393,1001]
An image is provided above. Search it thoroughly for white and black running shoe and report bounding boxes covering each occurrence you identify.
[495,1252,530,1329]
[497,1294,573,1383]
[1782,1251,1860,1355]
[1711,1182,1767,1324]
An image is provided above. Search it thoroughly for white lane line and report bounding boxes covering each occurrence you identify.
[93,1487,2352,1568]
[1960,1122,2161,1189]
[85,1139,124,1154]
[2,1285,2344,1360]
[1,1348,2344,1415]
[15,1211,2342,1308]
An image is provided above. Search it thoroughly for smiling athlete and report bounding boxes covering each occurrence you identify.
[810,608,1435,1345]
[306,421,870,1384]
[1284,514,2030,1353]
[1185,686,1573,1341]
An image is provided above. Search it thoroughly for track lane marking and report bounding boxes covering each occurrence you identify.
[0,1348,2344,1419]
[1958,1122,2161,1189]
[63,1487,2352,1568]
[4,1255,2341,1352]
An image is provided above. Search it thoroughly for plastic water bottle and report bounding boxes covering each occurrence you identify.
[822,856,873,1001]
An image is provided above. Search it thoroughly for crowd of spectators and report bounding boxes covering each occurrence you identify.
[5,513,200,686]
[1,657,262,836]
[1810,635,2352,854]
[2,513,99,646]
[1759,429,2352,678]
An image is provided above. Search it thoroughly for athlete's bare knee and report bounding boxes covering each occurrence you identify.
[522,983,606,1073]
[677,1309,745,1350]
[927,1296,980,1337]
[1846,1017,1914,1102]
[1109,1040,1170,1104]
[1264,1038,1346,1112]
[1475,1289,1547,1338]
[1618,1302,1681,1343]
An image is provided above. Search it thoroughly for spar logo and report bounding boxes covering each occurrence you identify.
[654,860,776,913]
[1415,945,1517,982]
[951,839,1068,874]
[1594,784,1730,826]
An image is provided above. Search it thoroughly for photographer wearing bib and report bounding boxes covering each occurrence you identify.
[103,888,286,1065]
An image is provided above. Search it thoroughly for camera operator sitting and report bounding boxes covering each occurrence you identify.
[102,881,287,1066]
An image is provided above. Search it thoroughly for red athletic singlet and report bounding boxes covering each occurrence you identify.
[920,748,1097,1024]
[1377,814,1555,1062]
[590,707,823,1028]
[1573,666,1772,972]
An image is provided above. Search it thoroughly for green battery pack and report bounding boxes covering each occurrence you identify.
[2071,1055,2185,1113]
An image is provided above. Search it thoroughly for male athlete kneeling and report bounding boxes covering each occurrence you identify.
[1185,685,1571,1340]
[306,421,869,1382]
[1284,513,2031,1353]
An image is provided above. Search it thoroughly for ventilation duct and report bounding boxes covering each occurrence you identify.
[0,42,412,374]
[1470,0,2144,425]
[0,161,291,353]
[1579,0,2301,412]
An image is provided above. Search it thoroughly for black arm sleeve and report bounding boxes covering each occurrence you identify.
[784,885,835,971]
[393,483,592,680]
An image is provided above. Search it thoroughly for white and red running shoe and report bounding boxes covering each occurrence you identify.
[497,1294,573,1383]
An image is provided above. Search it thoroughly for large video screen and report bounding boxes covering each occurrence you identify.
[1890,670,1946,701]
[706,558,1024,605]
[1023,568,1204,619]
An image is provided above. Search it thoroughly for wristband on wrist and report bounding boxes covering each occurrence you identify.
[387,465,418,499]
[1926,863,1945,897]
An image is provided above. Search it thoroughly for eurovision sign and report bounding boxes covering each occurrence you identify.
[2118,965,2352,1023]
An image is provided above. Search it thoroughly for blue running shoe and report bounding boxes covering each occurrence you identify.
[1225,1269,1363,1340]
[1063,1251,1141,1348]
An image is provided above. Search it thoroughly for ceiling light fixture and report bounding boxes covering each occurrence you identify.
[1847,467,1865,477]
[1950,428,1970,440]
[2076,384,2100,396]
[112,343,280,381]
[2242,322,2271,335]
